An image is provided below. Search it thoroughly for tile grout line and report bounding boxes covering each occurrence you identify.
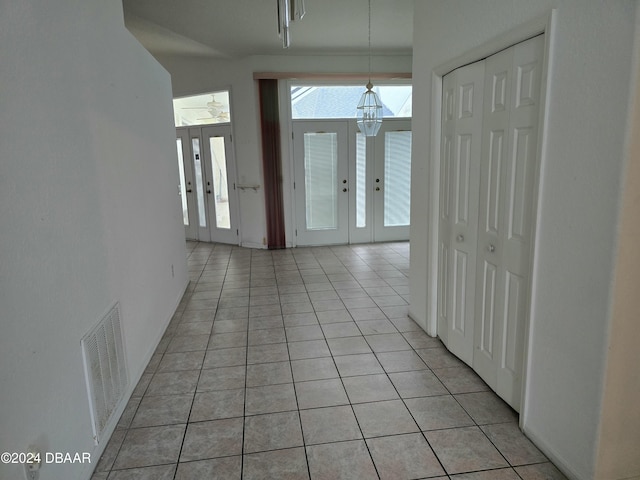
[278,250,313,480]
[238,246,254,480]
[169,246,222,480]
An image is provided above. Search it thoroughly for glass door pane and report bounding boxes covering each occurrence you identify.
[176,128,198,240]
[384,130,412,226]
[304,132,338,230]
[191,137,207,228]
[356,133,367,228]
[176,138,188,226]
[209,137,230,229]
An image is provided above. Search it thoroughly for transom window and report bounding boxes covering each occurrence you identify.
[173,91,231,127]
[291,84,412,120]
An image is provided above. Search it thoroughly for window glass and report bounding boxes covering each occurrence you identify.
[176,139,189,226]
[174,91,231,126]
[356,133,367,228]
[291,85,411,119]
[209,137,231,230]
[304,132,338,230]
[192,138,207,228]
[384,131,412,227]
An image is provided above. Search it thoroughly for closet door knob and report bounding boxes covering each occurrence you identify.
[488,244,496,253]
[456,234,464,242]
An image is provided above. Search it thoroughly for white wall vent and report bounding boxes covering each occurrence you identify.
[81,302,128,444]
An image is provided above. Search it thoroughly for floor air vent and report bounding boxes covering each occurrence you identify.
[81,302,128,444]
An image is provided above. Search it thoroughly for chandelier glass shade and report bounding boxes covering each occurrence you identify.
[356,82,383,137]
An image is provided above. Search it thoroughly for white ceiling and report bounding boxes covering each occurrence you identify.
[122,0,414,59]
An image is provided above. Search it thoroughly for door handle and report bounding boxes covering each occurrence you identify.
[488,244,496,253]
[342,179,347,184]
[343,188,348,192]
[186,189,193,193]
[207,189,211,194]
[456,234,464,242]
[375,187,381,191]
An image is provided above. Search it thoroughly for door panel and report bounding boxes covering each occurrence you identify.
[438,75,455,343]
[294,121,349,246]
[176,129,198,240]
[348,127,372,243]
[373,120,412,242]
[191,134,210,241]
[474,35,543,410]
[473,45,513,387]
[202,125,239,245]
[439,62,485,366]
[495,36,543,408]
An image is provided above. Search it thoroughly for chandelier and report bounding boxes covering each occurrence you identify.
[356,0,383,136]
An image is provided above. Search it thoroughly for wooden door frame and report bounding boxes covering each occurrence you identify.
[426,11,555,420]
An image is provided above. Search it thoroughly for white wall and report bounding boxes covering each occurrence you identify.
[0,1,188,479]
[595,8,640,478]
[410,1,638,479]
[155,53,412,248]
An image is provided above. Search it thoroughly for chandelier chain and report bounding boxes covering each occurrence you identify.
[368,0,371,84]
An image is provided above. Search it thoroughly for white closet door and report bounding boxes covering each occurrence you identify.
[438,62,485,366]
[474,35,544,410]
[473,45,514,391]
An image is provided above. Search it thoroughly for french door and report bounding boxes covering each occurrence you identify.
[293,118,411,246]
[176,125,239,244]
[372,121,412,242]
[438,35,544,411]
[293,121,350,245]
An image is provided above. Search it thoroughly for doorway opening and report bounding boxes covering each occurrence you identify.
[173,90,240,244]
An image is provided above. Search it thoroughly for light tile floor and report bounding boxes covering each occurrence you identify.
[92,242,567,480]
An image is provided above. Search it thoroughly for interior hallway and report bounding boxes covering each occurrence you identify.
[91,242,566,479]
